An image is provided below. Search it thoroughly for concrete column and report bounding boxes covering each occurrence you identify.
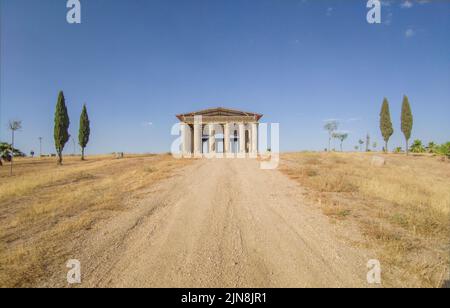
[181,123,187,156]
[194,122,202,158]
[181,123,191,157]
[250,122,258,158]
[187,124,192,156]
[224,123,231,157]
[239,123,246,158]
[208,124,216,157]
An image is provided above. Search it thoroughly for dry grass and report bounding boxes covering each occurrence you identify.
[281,152,450,288]
[0,154,191,287]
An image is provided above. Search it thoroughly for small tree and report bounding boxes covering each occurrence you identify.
[324,121,339,152]
[78,104,90,160]
[0,143,11,166]
[54,91,70,165]
[401,95,413,155]
[373,142,378,151]
[30,151,35,158]
[358,139,364,152]
[380,98,394,153]
[333,133,349,152]
[8,120,22,175]
[366,134,371,152]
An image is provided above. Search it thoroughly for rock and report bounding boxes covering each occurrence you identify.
[371,156,386,167]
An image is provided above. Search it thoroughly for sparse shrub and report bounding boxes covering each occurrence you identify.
[304,157,321,165]
[144,167,157,173]
[301,167,318,177]
[318,175,358,193]
[323,205,351,219]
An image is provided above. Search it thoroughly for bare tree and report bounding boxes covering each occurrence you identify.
[8,120,22,176]
[324,121,339,152]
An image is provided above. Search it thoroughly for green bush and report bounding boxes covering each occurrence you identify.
[0,142,25,163]
[394,147,403,153]
[410,140,426,153]
[435,142,450,157]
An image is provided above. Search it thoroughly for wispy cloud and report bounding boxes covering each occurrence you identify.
[322,117,362,123]
[335,130,352,134]
[141,121,153,127]
[383,0,430,26]
[405,28,415,38]
[381,1,393,25]
[322,118,340,123]
[326,7,333,17]
[346,117,362,123]
[401,1,414,9]
[384,11,393,26]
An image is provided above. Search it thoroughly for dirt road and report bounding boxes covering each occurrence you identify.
[54,159,372,288]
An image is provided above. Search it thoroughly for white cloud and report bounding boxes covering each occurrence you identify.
[401,1,413,8]
[141,121,153,127]
[384,12,393,26]
[335,130,351,134]
[326,7,333,16]
[322,118,340,123]
[322,117,361,123]
[381,1,394,26]
[346,118,362,123]
[405,28,415,38]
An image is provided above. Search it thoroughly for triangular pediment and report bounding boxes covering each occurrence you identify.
[176,107,263,121]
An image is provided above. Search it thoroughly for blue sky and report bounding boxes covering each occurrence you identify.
[1,0,449,154]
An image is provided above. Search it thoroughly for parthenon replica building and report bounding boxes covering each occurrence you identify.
[176,107,263,158]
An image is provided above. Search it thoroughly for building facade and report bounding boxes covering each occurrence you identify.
[176,107,263,158]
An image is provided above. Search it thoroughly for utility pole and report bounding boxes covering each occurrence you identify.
[11,130,14,176]
[38,137,43,157]
[72,136,76,155]
[8,121,22,176]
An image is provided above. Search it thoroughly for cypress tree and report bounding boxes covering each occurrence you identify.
[401,95,413,155]
[78,104,90,160]
[54,91,70,165]
[379,98,394,153]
